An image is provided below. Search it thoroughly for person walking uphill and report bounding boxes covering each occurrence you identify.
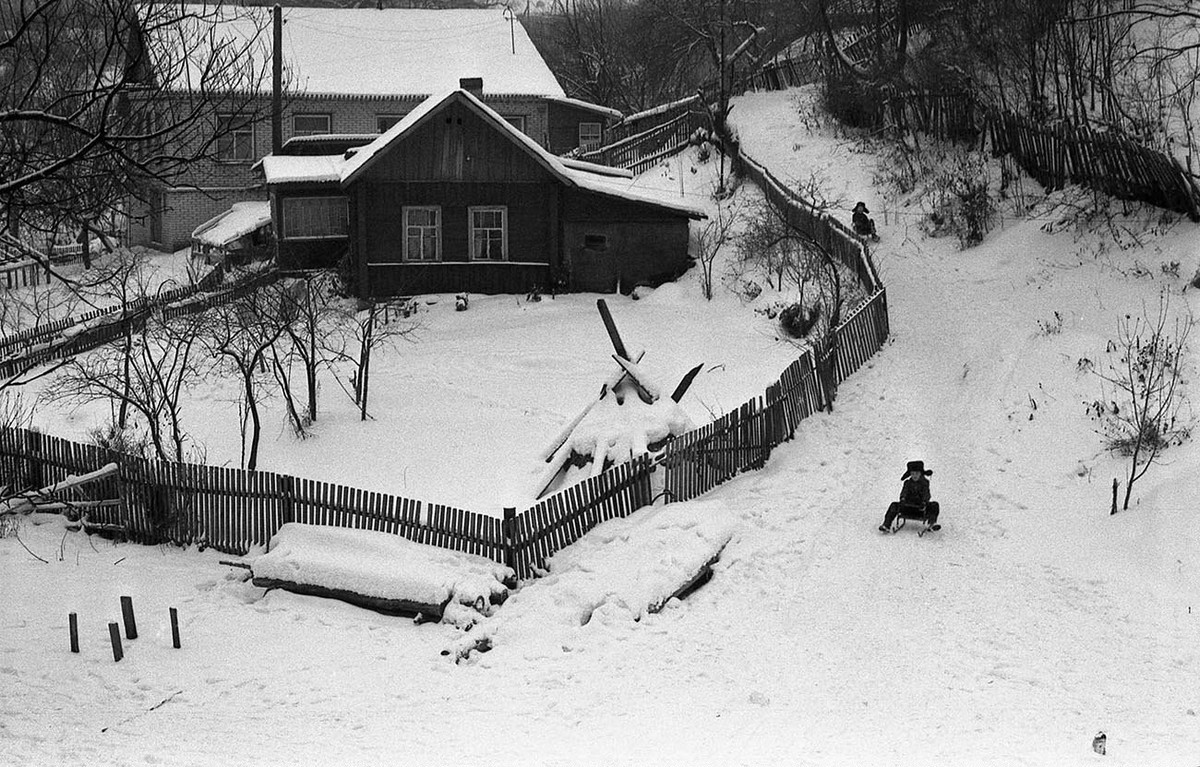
[879,460,941,533]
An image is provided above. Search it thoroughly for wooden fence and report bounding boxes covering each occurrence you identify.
[738,149,882,292]
[0,426,656,581]
[507,454,654,579]
[0,265,259,383]
[662,287,887,503]
[989,112,1200,220]
[578,105,708,175]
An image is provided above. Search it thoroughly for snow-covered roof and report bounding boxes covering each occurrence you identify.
[261,155,344,185]
[168,6,566,99]
[560,158,634,179]
[548,96,623,120]
[341,89,706,219]
[191,201,272,246]
[619,94,702,125]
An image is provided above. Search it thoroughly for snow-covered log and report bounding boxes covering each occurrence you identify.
[250,523,513,621]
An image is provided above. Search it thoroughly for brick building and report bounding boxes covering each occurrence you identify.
[130,7,620,251]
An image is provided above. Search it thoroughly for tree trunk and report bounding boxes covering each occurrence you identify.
[244,368,262,472]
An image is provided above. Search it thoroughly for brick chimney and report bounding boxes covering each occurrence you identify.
[459,77,483,97]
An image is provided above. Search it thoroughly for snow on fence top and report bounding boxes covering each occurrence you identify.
[169,6,566,99]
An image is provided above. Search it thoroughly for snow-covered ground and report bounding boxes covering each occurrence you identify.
[4,87,1200,765]
[26,156,793,514]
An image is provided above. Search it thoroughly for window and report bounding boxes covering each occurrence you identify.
[216,113,254,162]
[469,206,507,261]
[501,115,526,133]
[376,114,407,133]
[281,196,348,240]
[579,122,602,150]
[292,114,331,137]
[403,206,441,262]
[583,234,608,251]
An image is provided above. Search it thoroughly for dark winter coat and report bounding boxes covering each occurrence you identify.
[899,475,931,507]
[853,210,875,236]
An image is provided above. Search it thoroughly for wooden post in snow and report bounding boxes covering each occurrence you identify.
[108,623,123,662]
[502,507,517,576]
[170,608,181,649]
[69,613,79,654]
[120,596,137,640]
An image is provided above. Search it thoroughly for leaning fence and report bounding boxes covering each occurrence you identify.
[0,266,264,383]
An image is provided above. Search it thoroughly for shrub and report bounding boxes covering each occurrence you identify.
[779,302,821,339]
[923,151,996,248]
[88,422,150,458]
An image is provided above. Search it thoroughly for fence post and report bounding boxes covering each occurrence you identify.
[24,429,43,490]
[278,475,295,527]
[501,507,517,576]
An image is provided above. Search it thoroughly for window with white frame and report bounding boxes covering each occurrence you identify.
[216,113,254,162]
[579,121,602,150]
[281,196,348,240]
[469,207,507,261]
[292,114,331,137]
[403,206,441,262]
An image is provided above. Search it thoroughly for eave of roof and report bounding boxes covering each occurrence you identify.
[340,89,705,220]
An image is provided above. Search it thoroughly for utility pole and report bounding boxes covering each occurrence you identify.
[272,4,283,154]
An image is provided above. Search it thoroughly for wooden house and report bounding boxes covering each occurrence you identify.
[130,7,621,252]
[263,87,704,296]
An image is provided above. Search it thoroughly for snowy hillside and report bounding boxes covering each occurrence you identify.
[2,87,1199,766]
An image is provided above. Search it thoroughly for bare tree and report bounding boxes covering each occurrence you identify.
[54,309,207,463]
[0,1,271,258]
[274,272,348,426]
[734,180,852,408]
[693,194,742,300]
[205,286,291,472]
[1094,290,1193,512]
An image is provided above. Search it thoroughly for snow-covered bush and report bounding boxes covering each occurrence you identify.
[922,151,996,248]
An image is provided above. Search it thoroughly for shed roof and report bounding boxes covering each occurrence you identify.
[262,155,344,185]
[168,6,567,99]
[191,201,272,246]
[340,89,705,219]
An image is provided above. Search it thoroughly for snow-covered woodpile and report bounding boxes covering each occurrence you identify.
[535,299,702,498]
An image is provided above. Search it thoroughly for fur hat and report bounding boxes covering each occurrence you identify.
[853,201,869,213]
[902,460,932,479]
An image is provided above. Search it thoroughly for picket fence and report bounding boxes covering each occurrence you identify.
[578,103,708,175]
[0,426,658,580]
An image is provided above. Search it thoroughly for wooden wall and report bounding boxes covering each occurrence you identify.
[365,101,554,183]
[546,101,610,155]
[563,188,692,291]
[354,181,558,267]
[271,183,349,270]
